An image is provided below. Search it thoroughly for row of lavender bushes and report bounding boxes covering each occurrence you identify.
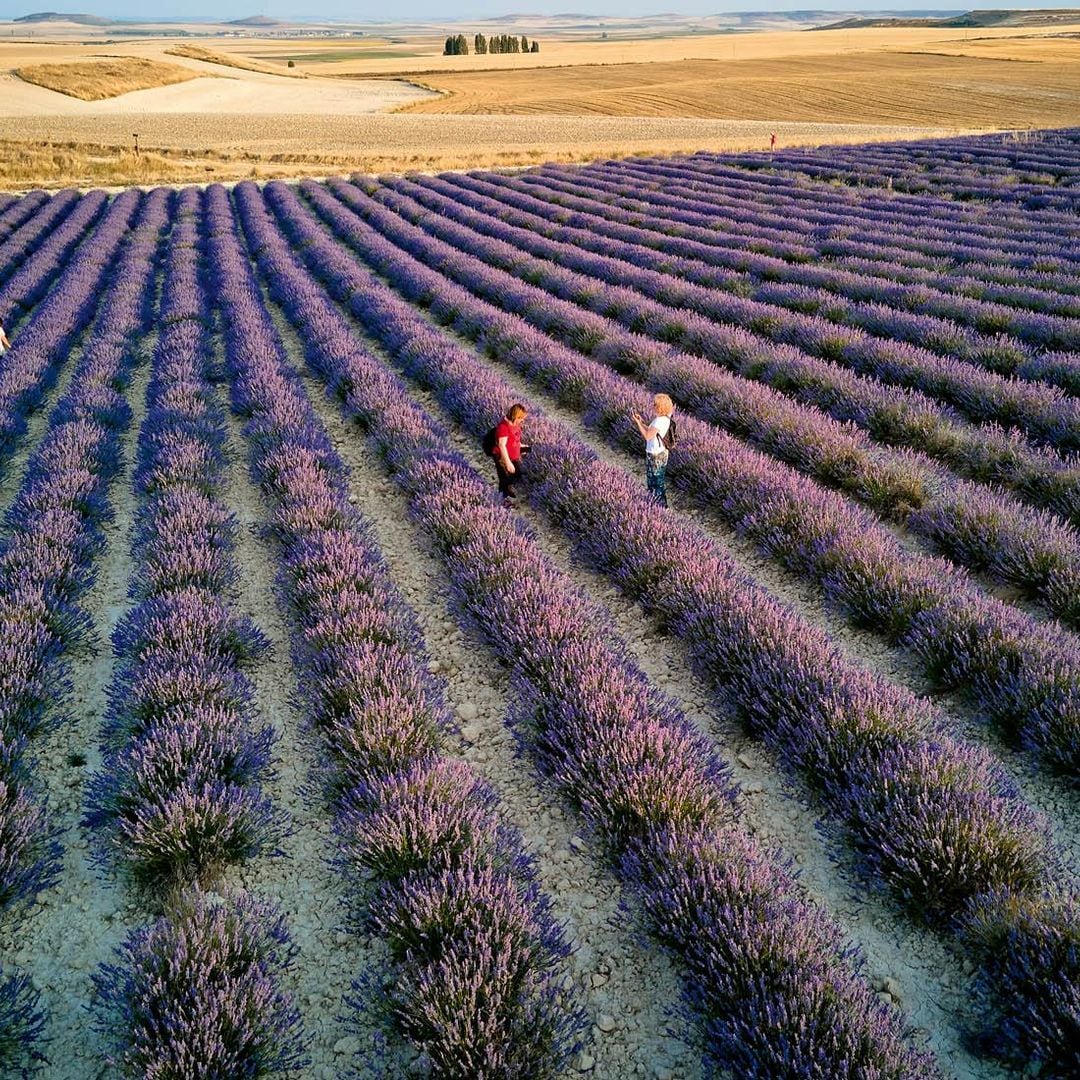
[215,181,585,1078]
[475,167,1080,449]
[606,153,1080,310]
[0,192,81,299]
[398,167,1080,400]
[0,191,141,475]
[267,174,1080,1074]
[0,192,107,330]
[236,177,942,1079]
[433,169,1080,514]
[577,155,1073,282]
[86,187,307,1079]
[86,185,280,886]
[301,178,1080,782]
[347,175,1080,622]
[0,187,167,1075]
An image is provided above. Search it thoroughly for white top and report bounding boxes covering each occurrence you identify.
[646,415,670,455]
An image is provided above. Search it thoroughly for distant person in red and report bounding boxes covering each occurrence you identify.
[491,403,529,502]
[770,132,777,152]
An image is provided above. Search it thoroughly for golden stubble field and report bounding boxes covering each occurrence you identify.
[396,43,1080,129]
[0,19,1077,188]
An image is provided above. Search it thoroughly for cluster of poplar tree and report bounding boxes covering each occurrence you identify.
[444,33,540,55]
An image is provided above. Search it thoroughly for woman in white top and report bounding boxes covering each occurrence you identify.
[631,393,674,507]
[0,323,10,356]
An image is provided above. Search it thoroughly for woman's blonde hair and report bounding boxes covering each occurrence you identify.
[653,394,674,417]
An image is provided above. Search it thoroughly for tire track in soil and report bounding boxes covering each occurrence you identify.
[0,354,152,1080]
[290,358,704,1080]
[215,385,391,1080]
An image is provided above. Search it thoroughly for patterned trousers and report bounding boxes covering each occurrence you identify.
[645,450,669,507]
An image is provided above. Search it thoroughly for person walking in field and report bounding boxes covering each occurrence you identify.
[0,322,10,356]
[486,403,529,502]
[770,132,777,152]
[631,393,676,507]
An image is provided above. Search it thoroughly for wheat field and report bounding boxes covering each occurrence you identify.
[13,58,200,101]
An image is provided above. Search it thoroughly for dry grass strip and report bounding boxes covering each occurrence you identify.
[165,45,308,79]
[14,58,200,101]
[0,123,963,190]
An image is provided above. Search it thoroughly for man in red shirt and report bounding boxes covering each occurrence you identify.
[491,403,528,501]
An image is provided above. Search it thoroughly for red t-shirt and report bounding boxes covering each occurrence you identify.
[494,419,522,462]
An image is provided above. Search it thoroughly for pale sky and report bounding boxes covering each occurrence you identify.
[1,1,1073,22]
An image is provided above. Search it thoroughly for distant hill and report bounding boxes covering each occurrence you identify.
[227,15,281,26]
[816,8,1080,30]
[14,10,114,24]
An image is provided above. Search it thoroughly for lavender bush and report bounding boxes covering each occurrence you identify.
[963,889,1080,1074]
[93,890,307,1079]
[0,968,44,1077]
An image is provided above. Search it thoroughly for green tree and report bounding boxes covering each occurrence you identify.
[474,32,487,54]
[530,40,539,52]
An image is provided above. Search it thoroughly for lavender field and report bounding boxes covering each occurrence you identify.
[0,128,1078,1079]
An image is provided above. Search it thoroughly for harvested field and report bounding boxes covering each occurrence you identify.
[399,49,1080,128]
[165,43,308,79]
[0,67,434,122]
[13,57,200,101]
[290,22,1080,76]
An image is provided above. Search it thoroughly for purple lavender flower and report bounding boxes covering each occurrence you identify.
[93,890,308,1078]
[0,967,45,1077]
